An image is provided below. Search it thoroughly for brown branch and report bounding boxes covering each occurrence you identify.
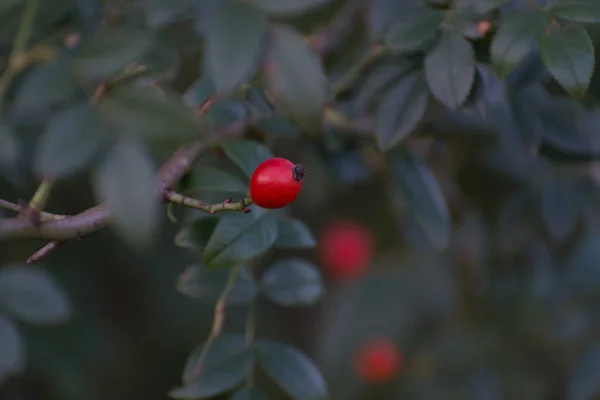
[164,191,253,214]
[27,240,64,264]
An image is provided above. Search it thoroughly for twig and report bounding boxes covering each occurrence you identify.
[27,241,64,264]
[0,199,66,222]
[164,191,253,214]
[190,264,243,379]
[28,178,54,214]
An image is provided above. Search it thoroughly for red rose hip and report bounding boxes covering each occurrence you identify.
[354,338,402,383]
[250,157,305,209]
[319,220,374,280]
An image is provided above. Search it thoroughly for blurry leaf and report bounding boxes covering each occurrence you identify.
[72,26,150,81]
[490,9,548,76]
[274,218,316,249]
[354,62,414,113]
[33,104,107,179]
[205,0,267,95]
[0,119,18,167]
[256,116,301,138]
[187,166,248,194]
[220,139,273,178]
[177,264,257,304]
[175,218,218,250]
[383,6,443,53]
[172,334,254,399]
[0,265,70,325]
[455,0,509,14]
[539,24,594,98]
[141,0,189,27]
[551,0,600,23]
[539,180,578,241]
[14,58,78,112]
[249,0,332,16]
[183,78,215,109]
[567,344,600,400]
[261,258,324,306]
[497,190,536,254]
[232,388,269,400]
[424,29,474,109]
[100,85,201,142]
[264,25,328,134]
[94,138,160,249]
[567,234,600,296]
[0,315,24,380]
[256,340,328,400]
[193,0,221,37]
[376,72,429,150]
[389,150,451,250]
[203,206,278,268]
[201,100,248,127]
[367,0,419,39]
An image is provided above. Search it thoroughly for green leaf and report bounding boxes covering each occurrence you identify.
[175,218,218,251]
[249,0,332,16]
[183,78,215,109]
[187,166,248,195]
[273,218,316,249]
[256,340,327,400]
[567,344,600,400]
[205,0,267,95]
[490,9,549,77]
[388,150,451,250]
[455,0,509,14]
[264,25,328,134]
[261,259,324,306]
[33,104,107,179]
[355,63,413,113]
[171,334,254,399]
[14,57,78,112]
[256,116,302,139]
[0,119,18,167]
[0,265,70,325]
[100,85,202,142]
[540,24,594,98]
[93,138,161,249]
[0,315,24,380]
[141,0,189,27]
[424,29,474,109]
[220,139,273,178]
[177,264,257,304]
[383,6,443,53]
[376,72,429,150]
[552,0,600,23]
[203,206,279,268]
[540,180,578,241]
[72,26,150,81]
[232,388,269,400]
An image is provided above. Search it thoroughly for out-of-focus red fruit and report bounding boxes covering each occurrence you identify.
[318,220,374,280]
[354,338,402,383]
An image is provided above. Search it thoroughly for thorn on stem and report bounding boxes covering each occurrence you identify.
[242,207,251,214]
[224,197,232,204]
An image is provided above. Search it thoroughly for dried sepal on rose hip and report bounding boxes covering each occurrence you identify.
[249,157,305,209]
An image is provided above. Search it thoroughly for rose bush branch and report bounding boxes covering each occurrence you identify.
[164,190,253,214]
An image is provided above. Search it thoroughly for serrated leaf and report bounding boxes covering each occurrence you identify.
[274,218,316,249]
[203,206,278,268]
[172,334,254,399]
[567,344,600,400]
[0,265,70,325]
[264,25,328,134]
[177,264,257,304]
[0,119,18,167]
[94,138,160,249]
[539,180,578,241]
[187,166,248,195]
[388,150,451,250]
[256,340,328,400]
[205,0,267,95]
[540,24,594,98]
[383,6,443,53]
[72,26,150,81]
[490,9,549,76]
[261,259,324,306]
[14,57,78,112]
[100,85,202,142]
[33,104,107,179]
[376,72,429,150]
[552,0,600,23]
[220,139,273,178]
[424,29,474,109]
[249,0,332,16]
[232,388,269,400]
[0,315,24,380]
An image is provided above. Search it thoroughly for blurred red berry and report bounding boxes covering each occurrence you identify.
[318,220,373,280]
[250,158,305,209]
[354,338,401,383]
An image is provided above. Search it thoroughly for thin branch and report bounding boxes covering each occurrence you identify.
[28,178,54,214]
[27,241,64,264]
[0,199,66,222]
[164,191,253,214]
[190,264,243,379]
